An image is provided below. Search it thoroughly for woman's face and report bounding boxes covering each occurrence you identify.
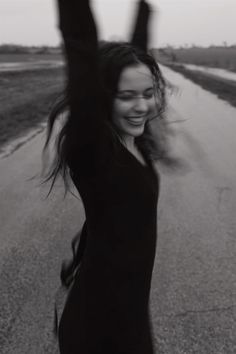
[112,63,156,140]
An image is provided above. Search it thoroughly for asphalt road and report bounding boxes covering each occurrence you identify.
[0,66,236,353]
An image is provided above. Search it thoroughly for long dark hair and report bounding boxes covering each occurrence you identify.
[43,41,167,193]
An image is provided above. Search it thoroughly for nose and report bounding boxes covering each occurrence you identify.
[133,97,148,114]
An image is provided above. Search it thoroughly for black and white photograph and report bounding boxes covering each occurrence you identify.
[0,0,236,353]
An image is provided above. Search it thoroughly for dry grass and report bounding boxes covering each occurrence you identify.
[0,53,62,63]
[155,46,236,72]
[0,66,65,147]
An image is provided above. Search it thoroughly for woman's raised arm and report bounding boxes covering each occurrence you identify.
[57,0,102,146]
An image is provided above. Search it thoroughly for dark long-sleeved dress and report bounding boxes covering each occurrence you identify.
[57,1,159,353]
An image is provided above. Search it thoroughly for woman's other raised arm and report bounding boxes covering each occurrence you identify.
[130,0,151,52]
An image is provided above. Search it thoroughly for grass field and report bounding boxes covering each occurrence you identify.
[0,56,65,148]
[0,53,62,63]
[155,46,236,72]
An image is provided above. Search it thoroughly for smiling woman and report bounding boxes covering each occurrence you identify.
[43,1,169,353]
[112,64,156,143]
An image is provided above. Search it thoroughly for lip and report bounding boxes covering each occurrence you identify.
[125,117,146,126]
[126,116,146,119]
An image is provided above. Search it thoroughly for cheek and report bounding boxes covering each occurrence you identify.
[116,100,131,113]
[112,101,130,122]
[148,98,159,117]
[149,97,157,110]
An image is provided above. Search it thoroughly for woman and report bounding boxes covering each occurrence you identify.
[45,0,168,353]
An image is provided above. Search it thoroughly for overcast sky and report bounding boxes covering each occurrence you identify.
[1,0,235,47]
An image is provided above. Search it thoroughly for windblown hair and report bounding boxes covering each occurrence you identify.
[43,41,168,193]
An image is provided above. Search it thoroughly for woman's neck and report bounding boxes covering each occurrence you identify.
[122,135,147,167]
[122,136,135,151]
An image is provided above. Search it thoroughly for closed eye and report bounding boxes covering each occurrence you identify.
[116,91,136,100]
[143,88,154,99]
[116,88,154,101]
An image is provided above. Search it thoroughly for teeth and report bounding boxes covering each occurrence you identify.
[127,118,144,124]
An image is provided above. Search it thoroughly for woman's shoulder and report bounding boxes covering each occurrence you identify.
[68,122,116,177]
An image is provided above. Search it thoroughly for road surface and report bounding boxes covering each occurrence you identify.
[0,66,236,353]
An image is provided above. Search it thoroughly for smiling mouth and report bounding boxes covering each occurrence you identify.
[126,117,146,125]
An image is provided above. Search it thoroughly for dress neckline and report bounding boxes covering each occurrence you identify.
[118,140,149,169]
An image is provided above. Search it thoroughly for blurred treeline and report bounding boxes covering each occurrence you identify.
[0,44,61,55]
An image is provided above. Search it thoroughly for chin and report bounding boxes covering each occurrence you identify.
[125,126,145,138]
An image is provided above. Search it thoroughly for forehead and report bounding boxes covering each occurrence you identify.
[118,64,153,91]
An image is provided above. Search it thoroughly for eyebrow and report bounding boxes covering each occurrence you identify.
[117,87,154,94]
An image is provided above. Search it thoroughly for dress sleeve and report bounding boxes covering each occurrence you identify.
[57,0,109,172]
[130,0,151,53]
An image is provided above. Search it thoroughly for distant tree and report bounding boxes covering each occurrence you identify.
[36,46,50,54]
[0,44,29,54]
